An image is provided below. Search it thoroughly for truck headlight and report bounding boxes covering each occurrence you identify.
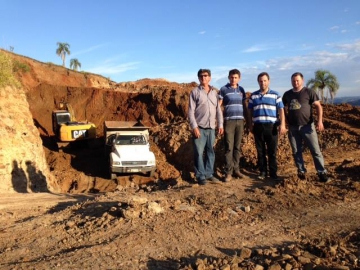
[113,161,121,165]
[148,160,155,165]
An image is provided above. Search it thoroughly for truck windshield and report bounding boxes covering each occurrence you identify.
[115,135,146,145]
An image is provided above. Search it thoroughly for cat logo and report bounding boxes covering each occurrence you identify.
[72,130,88,139]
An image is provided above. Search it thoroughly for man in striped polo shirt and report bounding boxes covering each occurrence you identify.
[248,72,286,180]
[219,69,247,182]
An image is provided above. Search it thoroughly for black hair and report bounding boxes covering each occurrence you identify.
[228,69,241,77]
[291,72,304,79]
[257,72,270,81]
[197,69,211,77]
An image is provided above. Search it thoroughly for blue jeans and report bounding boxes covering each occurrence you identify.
[288,123,326,173]
[224,119,244,174]
[192,128,216,181]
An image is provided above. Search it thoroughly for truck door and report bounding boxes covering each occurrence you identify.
[105,134,116,156]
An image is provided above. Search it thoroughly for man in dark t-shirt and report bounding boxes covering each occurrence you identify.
[282,72,330,183]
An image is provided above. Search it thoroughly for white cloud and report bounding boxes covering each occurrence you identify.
[210,40,360,96]
[242,42,286,53]
[88,61,140,75]
[356,21,360,25]
[330,39,360,53]
[72,44,106,57]
[198,31,206,35]
[242,46,265,53]
[329,26,340,31]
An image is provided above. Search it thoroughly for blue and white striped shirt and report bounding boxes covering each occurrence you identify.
[248,89,284,123]
[219,84,246,120]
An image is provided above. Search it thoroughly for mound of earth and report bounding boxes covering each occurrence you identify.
[0,49,359,269]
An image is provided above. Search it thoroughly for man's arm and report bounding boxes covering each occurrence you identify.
[242,99,250,132]
[278,108,287,135]
[313,100,324,132]
[188,91,201,138]
[248,108,253,134]
[216,99,224,135]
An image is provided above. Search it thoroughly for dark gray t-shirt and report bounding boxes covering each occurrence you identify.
[282,87,320,126]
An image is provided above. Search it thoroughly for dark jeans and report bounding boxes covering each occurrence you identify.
[224,119,244,174]
[192,128,216,181]
[253,123,278,176]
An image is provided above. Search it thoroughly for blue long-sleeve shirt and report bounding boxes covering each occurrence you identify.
[188,85,223,130]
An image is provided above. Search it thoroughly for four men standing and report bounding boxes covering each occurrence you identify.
[188,69,329,184]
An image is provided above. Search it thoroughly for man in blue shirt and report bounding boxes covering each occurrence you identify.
[188,69,224,185]
[219,69,247,182]
[248,72,286,180]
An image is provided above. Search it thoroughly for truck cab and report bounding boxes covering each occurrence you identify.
[104,121,156,179]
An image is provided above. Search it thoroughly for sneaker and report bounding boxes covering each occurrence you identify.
[224,174,232,182]
[270,174,279,181]
[318,172,332,183]
[198,179,207,185]
[233,171,244,179]
[258,172,266,180]
[298,171,306,180]
[207,176,222,184]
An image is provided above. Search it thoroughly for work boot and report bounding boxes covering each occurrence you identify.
[198,178,207,185]
[318,172,332,183]
[207,176,222,184]
[224,174,232,182]
[258,172,266,180]
[297,171,306,180]
[233,170,243,179]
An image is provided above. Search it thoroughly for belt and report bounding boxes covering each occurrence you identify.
[254,122,274,126]
[198,126,212,130]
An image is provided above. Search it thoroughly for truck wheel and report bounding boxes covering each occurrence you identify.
[110,172,117,180]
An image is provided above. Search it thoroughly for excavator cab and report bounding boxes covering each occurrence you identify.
[52,110,71,136]
[51,102,96,150]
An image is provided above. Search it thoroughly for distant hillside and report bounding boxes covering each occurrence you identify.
[333,96,360,106]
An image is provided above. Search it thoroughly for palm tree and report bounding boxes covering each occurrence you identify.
[56,42,70,67]
[306,70,340,104]
[70,58,81,71]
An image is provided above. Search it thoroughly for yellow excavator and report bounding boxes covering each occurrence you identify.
[52,102,96,150]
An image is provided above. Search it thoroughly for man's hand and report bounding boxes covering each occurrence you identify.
[316,121,324,132]
[249,125,253,134]
[217,127,224,136]
[279,125,288,135]
[193,127,201,138]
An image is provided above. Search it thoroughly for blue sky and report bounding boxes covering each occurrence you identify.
[1,0,359,97]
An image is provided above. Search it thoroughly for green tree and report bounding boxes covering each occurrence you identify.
[56,42,70,67]
[306,70,340,104]
[70,58,81,71]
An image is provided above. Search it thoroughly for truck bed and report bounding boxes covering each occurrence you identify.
[104,121,150,131]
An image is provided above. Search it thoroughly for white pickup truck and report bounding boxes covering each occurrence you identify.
[104,121,156,179]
